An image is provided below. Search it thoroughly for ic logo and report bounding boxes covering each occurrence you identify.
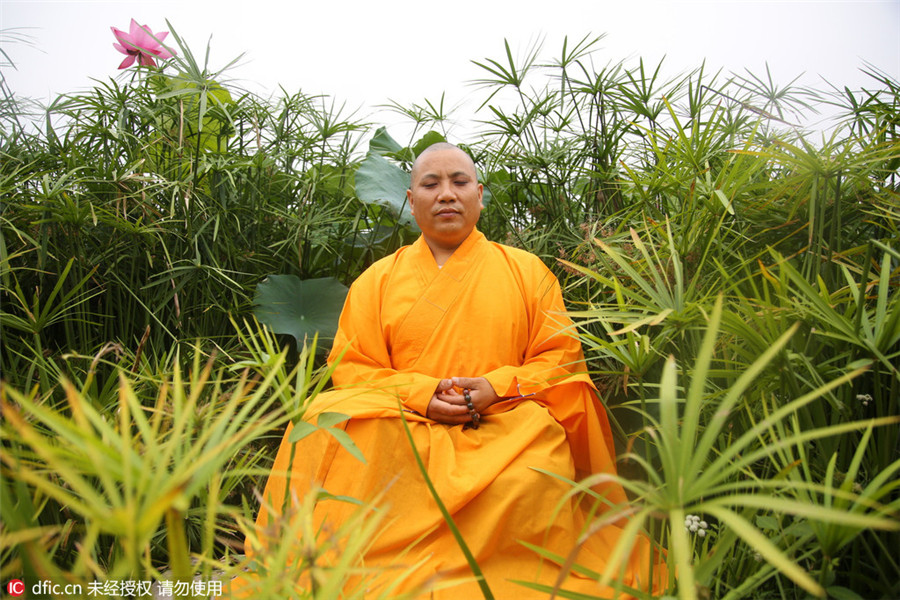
[6,579,25,596]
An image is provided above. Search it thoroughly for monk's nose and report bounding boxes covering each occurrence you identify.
[437,184,456,201]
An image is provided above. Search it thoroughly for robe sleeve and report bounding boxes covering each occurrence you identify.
[327,268,440,417]
[481,260,591,400]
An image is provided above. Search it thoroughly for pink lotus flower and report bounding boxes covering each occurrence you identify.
[111,19,175,69]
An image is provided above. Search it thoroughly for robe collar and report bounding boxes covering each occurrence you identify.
[411,228,486,278]
[396,229,488,365]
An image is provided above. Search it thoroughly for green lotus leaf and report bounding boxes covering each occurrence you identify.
[355,151,417,227]
[369,126,404,156]
[253,275,348,349]
[411,130,447,156]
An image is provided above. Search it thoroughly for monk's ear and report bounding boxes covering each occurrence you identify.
[407,189,415,214]
[477,183,484,208]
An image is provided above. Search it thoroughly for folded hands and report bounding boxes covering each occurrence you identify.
[425,377,499,425]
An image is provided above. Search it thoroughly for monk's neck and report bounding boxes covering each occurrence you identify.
[423,237,464,267]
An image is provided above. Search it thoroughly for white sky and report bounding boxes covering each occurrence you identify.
[1,0,899,138]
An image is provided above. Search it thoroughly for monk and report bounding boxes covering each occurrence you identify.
[239,143,665,598]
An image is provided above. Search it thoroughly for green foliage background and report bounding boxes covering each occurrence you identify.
[1,31,898,600]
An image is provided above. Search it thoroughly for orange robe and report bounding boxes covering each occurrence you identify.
[246,230,661,598]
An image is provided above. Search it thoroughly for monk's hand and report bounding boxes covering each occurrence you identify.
[425,379,471,425]
[449,377,499,414]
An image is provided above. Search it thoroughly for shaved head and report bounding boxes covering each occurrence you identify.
[410,143,477,183]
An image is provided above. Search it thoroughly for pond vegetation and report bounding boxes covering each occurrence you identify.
[1,28,898,600]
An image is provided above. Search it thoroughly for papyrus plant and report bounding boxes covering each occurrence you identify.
[550,295,899,600]
[0,324,383,597]
[0,346,291,587]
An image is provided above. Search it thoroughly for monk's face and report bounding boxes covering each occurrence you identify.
[407,147,484,250]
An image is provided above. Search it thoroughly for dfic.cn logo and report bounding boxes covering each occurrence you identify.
[6,579,25,596]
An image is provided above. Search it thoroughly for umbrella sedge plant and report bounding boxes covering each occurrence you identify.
[525,295,899,600]
[0,323,425,599]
